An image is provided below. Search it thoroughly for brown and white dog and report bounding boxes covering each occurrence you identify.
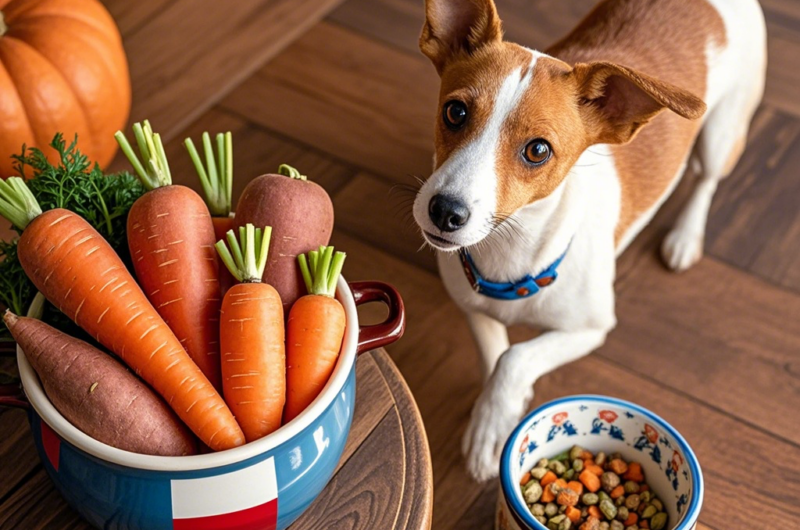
[413,0,766,480]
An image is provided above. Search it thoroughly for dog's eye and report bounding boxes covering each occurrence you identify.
[523,139,551,165]
[443,100,468,130]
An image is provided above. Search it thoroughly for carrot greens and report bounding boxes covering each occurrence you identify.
[185,131,233,216]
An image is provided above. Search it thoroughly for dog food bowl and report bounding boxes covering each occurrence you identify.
[497,395,703,530]
[0,278,404,530]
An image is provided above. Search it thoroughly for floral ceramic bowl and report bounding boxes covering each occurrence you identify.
[497,395,703,530]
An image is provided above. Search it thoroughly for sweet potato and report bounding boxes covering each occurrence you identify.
[233,165,333,312]
[4,311,196,456]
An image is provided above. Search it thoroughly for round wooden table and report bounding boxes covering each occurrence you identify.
[0,347,433,530]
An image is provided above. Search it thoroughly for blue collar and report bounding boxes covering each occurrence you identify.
[458,243,570,300]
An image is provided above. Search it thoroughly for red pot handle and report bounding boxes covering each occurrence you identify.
[349,281,406,355]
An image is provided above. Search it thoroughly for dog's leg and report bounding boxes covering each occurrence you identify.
[462,327,610,481]
[466,311,510,381]
[662,88,762,271]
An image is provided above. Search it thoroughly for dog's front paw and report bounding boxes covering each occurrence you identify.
[462,383,525,482]
[661,228,703,272]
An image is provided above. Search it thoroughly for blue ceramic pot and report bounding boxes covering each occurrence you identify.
[2,279,405,530]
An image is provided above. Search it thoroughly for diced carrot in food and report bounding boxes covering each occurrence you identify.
[588,506,603,520]
[520,471,531,486]
[541,485,556,503]
[625,512,639,526]
[639,519,649,529]
[557,488,579,507]
[610,485,625,499]
[579,469,601,492]
[581,450,594,460]
[541,470,558,487]
[555,478,568,489]
[639,484,649,492]
[624,462,644,482]
[586,464,604,476]
[608,458,628,475]
[565,505,582,523]
[567,481,584,495]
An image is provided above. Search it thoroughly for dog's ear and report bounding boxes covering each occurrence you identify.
[572,61,707,145]
[420,0,503,73]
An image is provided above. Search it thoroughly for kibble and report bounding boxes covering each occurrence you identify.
[519,446,668,529]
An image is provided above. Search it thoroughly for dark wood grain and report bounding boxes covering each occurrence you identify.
[0,408,38,502]
[220,22,439,182]
[100,0,173,37]
[119,0,347,143]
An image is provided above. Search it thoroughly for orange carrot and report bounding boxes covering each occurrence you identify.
[579,469,601,492]
[284,246,347,423]
[567,481,584,495]
[116,122,222,390]
[610,485,625,499]
[541,470,558,487]
[586,464,604,476]
[541,485,556,503]
[519,471,531,486]
[0,177,243,451]
[625,512,639,526]
[185,131,236,295]
[587,506,602,520]
[624,462,644,482]
[565,506,581,523]
[216,224,286,442]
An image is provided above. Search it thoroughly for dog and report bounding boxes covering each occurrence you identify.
[412,0,766,481]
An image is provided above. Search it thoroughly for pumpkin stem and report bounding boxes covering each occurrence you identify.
[0,11,7,37]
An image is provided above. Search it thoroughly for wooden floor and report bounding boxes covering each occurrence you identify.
[2,0,799,528]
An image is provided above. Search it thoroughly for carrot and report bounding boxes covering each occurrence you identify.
[215,224,286,441]
[625,512,639,526]
[115,121,222,391]
[608,458,628,475]
[557,487,579,507]
[565,505,581,523]
[541,484,556,503]
[185,131,236,295]
[579,469,601,492]
[567,481,583,495]
[519,471,531,486]
[540,470,558,487]
[610,485,625,499]
[283,246,347,423]
[0,177,243,451]
[587,506,602,520]
[624,462,644,482]
[586,464,604,476]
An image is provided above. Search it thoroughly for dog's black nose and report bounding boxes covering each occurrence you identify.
[429,194,470,232]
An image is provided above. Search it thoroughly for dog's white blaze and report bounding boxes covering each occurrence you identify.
[414,51,541,248]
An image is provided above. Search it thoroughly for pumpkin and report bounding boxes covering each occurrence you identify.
[0,0,130,177]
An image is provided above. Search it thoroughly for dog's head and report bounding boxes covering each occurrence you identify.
[413,0,706,251]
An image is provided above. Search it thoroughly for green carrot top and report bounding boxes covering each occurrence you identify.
[0,177,42,231]
[184,131,233,216]
[114,120,172,190]
[215,224,272,283]
[298,246,346,297]
[277,164,307,181]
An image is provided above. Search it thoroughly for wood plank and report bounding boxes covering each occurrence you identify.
[333,172,437,273]
[0,408,39,502]
[706,106,800,291]
[0,468,86,530]
[120,0,347,144]
[220,22,439,182]
[373,350,433,530]
[158,107,357,199]
[334,353,396,473]
[289,410,405,530]
[100,0,173,37]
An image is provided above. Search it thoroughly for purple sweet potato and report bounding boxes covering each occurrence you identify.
[234,165,334,312]
[4,311,197,456]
